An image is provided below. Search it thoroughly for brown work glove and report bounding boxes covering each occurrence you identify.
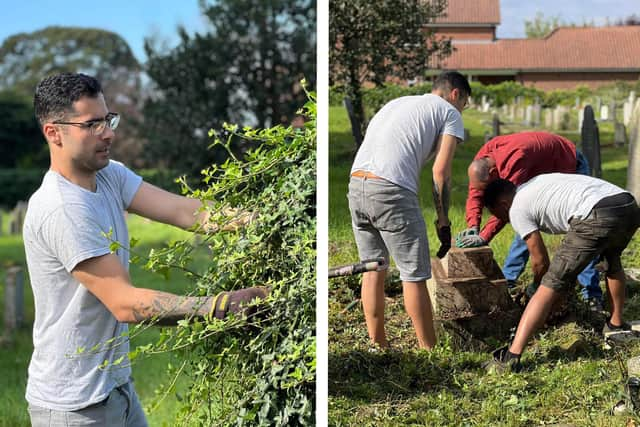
[203,207,257,233]
[209,287,269,320]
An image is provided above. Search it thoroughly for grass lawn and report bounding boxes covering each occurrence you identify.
[328,104,640,426]
[0,214,210,427]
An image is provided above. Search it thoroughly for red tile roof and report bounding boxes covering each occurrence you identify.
[432,0,500,25]
[441,26,640,71]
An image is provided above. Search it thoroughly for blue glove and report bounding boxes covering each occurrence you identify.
[455,227,487,248]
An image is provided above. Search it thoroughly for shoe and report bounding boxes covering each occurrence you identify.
[483,346,523,374]
[603,320,634,336]
[587,297,604,313]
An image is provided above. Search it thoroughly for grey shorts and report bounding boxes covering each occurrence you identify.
[28,381,148,427]
[347,176,431,282]
[542,192,640,292]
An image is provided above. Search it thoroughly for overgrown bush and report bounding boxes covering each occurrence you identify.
[128,90,316,426]
[330,79,640,116]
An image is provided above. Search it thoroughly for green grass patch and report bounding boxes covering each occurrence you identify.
[0,215,209,426]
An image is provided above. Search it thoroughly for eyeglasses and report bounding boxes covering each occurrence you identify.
[53,112,120,136]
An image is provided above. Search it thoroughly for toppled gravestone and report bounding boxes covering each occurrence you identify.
[426,246,522,350]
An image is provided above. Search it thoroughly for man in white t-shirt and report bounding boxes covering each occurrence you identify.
[24,73,267,426]
[482,174,640,371]
[347,71,469,349]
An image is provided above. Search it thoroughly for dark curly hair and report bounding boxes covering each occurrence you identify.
[34,73,102,127]
[483,178,516,209]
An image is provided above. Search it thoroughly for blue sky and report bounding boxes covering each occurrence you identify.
[0,0,206,63]
[0,0,638,64]
[498,0,640,38]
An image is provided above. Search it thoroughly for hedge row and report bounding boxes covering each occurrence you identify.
[330,80,640,113]
[0,168,182,209]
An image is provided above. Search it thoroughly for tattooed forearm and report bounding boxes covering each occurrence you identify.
[432,177,450,224]
[131,291,213,326]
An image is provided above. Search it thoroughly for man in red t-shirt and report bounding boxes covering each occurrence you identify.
[455,131,602,308]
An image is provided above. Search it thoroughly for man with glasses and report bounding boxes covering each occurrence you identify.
[455,131,604,311]
[347,71,470,350]
[23,73,266,426]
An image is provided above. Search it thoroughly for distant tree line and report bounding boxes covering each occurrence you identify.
[0,0,316,193]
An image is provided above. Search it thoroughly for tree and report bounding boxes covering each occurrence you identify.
[524,12,597,38]
[524,12,564,38]
[142,0,316,174]
[615,14,640,26]
[0,90,47,168]
[0,27,145,166]
[329,0,452,146]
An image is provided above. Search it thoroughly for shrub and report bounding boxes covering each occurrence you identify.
[127,91,316,425]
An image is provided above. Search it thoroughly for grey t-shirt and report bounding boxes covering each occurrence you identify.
[510,173,626,237]
[350,94,464,194]
[23,160,142,411]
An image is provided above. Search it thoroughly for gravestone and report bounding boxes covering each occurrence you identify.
[525,105,533,126]
[578,108,585,131]
[553,106,565,130]
[544,109,553,128]
[533,104,541,126]
[610,101,617,123]
[627,102,640,202]
[4,266,24,334]
[509,104,515,122]
[343,97,364,148]
[614,123,627,147]
[9,201,27,235]
[600,104,609,121]
[492,114,500,137]
[624,101,633,126]
[427,247,522,350]
[581,105,602,178]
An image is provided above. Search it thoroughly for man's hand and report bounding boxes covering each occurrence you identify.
[435,221,452,258]
[203,208,257,233]
[209,287,269,320]
[455,227,487,248]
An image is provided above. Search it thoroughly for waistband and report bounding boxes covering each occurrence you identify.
[593,192,635,209]
[350,170,384,180]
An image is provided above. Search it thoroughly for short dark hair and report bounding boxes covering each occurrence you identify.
[483,178,516,208]
[433,71,471,98]
[34,73,102,127]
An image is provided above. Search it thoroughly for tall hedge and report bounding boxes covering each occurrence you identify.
[125,92,316,425]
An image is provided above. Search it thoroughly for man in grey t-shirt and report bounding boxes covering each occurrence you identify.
[24,73,267,426]
[482,175,640,371]
[347,71,469,350]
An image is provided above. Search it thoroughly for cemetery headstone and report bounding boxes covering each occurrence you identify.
[4,266,24,334]
[343,97,364,148]
[525,105,533,126]
[614,123,627,147]
[581,105,602,178]
[533,104,541,126]
[627,102,640,202]
[427,247,522,350]
[492,114,500,137]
